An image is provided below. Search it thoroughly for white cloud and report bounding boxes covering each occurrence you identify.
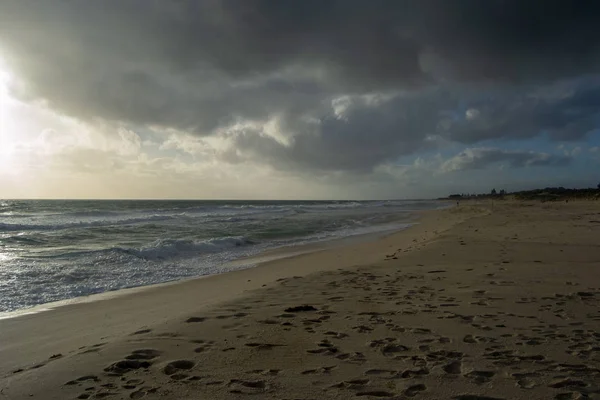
[159,133,212,156]
[116,127,142,156]
[465,108,480,120]
[561,145,582,157]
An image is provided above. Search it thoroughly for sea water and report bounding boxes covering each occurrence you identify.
[0,199,444,312]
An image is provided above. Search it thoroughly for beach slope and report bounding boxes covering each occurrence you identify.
[1,201,599,400]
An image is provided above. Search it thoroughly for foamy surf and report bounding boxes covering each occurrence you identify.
[0,199,445,312]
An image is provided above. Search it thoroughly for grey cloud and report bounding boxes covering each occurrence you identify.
[230,90,449,172]
[443,78,600,143]
[3,1,600,123]
[442,148,572,172]
[223,81,600,172]
[1,0,600,174]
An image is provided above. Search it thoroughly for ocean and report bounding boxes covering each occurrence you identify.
[0,199,445,313]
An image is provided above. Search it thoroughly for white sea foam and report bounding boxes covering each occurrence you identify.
[128,236,255,260]
[0,199,445,313]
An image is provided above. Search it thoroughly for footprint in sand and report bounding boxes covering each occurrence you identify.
[336,352,366,364]
[193,346,211,353]
[352,325,374,333]
[77,393,111,400]
[548,378,588,389]
[257,318,279,325]
[277,313,296,319]
[284,305,318,313]
[324,331,349,339]
[330,378,370,390]
[554,393,584,400]
[78,343,107,355]
[307,346,339,355]
[163,360,195,376]
[410,327,432,335]
[404,384,427,397]
[301,365,338,375]
[186,317,208,323]
[129,386,158,399]
[246,369,280,376]
[464,370,495,384]
[228,379,268,395]
[463,334,478,344]
[65,375,101,386]
[516,378,537,389]
[125,349,161,361]
[131,329,152,335]
[399,368,429,378]
[104,360,152,375]
[381,344,410,357]
[427,350,464,362]
[443,360,462,375]
[355,391,395,397]
[245,342,285,350]
[125,378,144,386]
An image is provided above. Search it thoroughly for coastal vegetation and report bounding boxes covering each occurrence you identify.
[443,184,600,201]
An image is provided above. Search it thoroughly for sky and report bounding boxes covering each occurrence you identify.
[1,0,600,200]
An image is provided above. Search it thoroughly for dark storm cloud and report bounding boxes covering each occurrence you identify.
[226,81,600,172]
[443,77,600,143]
[1,0,600,171]
[232,92,445,171]
[442,148,573,172]
[4,0,600,86]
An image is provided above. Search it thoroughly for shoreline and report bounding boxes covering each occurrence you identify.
[0,207,466,379]
[0,199,445,315]
[5,200,597,399]
[0,211,425,320]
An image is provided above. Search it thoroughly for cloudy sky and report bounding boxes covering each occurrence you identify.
[1,0,600,199]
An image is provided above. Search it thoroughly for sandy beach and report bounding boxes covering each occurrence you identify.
[1,201,599,400]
